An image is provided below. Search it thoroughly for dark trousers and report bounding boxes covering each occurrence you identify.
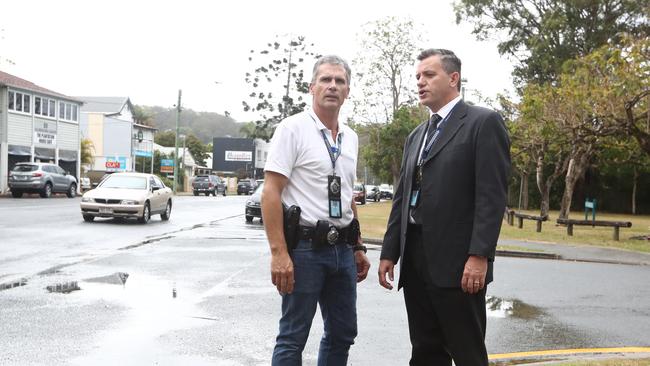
[402,224,488,366]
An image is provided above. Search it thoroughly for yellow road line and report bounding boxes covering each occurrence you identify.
[490,347,650,360]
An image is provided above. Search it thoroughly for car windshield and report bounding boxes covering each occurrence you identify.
[195,176,208,182]
[12,165,38,172]
[354,184,364,191]
[100,175,147,189]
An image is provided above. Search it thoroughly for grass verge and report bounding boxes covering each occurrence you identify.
[357,202,650,253]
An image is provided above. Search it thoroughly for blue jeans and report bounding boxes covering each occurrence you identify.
[272,240,358,366]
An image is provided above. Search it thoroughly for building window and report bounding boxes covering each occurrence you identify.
[34,96,57,119]
[264,152,268,162]
[48,100,55,118]
[257,149,262,162]
[58,101,79,122]
[7,90,31,114]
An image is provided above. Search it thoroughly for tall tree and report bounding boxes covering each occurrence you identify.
[454,0,650,86]
[360,105,429,184]
[242,35,319,140]
[132,105,154,126]
[154,130,176,147]
[351,16,425,124]
[184,134,209,167]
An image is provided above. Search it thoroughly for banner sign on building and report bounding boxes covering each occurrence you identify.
[135,149,153,157]
[161,159,174,173]
[106,156,127,172]
[225,151,252,162]
[34,121,57,145]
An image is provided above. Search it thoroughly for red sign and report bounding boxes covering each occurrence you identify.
[106,161,121,169]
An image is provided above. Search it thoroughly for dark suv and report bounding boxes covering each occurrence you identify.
[192,175,226,196]
[237,179,256,195]
[8,162,78,198]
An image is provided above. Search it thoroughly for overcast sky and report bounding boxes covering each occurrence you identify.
[0,0,515,123]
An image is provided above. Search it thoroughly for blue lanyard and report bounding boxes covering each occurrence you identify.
[419,107,456,163]
[320,130,342,174]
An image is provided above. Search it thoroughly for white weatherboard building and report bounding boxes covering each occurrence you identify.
[0,70,82,194]
[77,97,156,175]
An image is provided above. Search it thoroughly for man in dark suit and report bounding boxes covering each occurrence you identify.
[378,48,510,366]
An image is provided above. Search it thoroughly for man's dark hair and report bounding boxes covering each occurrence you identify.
[417,49,462,91]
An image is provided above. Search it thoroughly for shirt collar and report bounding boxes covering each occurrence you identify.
[308,108,344,136]
[431,95,462,120]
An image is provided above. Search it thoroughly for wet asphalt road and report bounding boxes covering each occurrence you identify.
[1,195,649,365]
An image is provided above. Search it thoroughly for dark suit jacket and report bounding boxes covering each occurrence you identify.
[380,100,511,289]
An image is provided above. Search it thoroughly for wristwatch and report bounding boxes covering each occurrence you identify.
[353,244,367,253]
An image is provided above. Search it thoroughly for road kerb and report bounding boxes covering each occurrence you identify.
[489,347,650,361]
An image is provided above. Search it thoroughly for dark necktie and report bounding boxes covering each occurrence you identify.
[425,114,442,145]
[421,114,442,160]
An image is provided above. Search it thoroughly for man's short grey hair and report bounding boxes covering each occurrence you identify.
[417,49,462,91]
[311,55,352,85]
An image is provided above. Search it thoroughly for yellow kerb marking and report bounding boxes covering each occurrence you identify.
[490,347,650,360]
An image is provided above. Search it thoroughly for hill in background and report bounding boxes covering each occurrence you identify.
[139,105,245,144]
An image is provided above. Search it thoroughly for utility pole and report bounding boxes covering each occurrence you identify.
[173,90,182,194]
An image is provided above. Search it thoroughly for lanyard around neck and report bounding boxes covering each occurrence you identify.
[320,129,342,174]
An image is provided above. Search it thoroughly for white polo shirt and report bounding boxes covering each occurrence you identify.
[264,109,358,228]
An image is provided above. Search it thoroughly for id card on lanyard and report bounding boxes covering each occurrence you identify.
[410,112,451,208]
[321,130,343,218]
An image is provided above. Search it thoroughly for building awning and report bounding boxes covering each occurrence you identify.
[8,144,31,156]
[34,147,55,160]
[59,149,78,162]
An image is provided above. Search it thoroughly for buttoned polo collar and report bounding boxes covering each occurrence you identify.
[308,108,345,137]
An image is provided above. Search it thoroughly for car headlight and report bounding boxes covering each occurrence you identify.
[121,199,139,205]
[81,197,94,202]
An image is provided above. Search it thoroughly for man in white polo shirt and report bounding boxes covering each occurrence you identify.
[262,54,371,366]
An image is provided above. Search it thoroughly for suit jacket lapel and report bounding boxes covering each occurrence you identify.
[407,122,427,177]
[422,101,467,165]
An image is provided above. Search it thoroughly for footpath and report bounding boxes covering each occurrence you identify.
[364,236,650,365]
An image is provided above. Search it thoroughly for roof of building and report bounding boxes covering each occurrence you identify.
[76,96,131,115]
[0,70,81,103]
[153,143,196,167]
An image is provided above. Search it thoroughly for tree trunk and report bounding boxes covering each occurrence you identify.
[522,173,529,210]
[536,157,550,217]
[558,152,590,219]
[632,167,638,215]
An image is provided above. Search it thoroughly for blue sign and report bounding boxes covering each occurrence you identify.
[161,159,174,173]
[106,156,128,172]
[135,149,153,158]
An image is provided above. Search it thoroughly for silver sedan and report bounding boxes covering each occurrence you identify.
[80,172,172,224]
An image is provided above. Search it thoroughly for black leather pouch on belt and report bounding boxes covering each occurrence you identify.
[283,205,301,251]
[313,220,331,248]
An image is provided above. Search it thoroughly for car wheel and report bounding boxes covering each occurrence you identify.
[222,191,226,197]
[82,214,94,222]
[245,215,253,222]
[40,183,52,198]
[66,183,77,198]
[138,202,151,224]
[211,190,216,196]
[193,191,199,196]
[11,190,23,198]
[361,198,366,205]
[161,200,172,221]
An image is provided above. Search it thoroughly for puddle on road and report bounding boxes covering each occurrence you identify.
[46,281,81,294]
[486,296,542,319]
[0,278,28,291]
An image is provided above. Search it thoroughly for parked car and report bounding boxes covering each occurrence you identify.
[80,172,172,224]
[80,177,91,191]
[8,162,78,198]
[237,179,256,195]
[378,184,394,200]
[366,185,380,202]
[192,175,226,196]
[245,182,264,222]
[353,183,366,205]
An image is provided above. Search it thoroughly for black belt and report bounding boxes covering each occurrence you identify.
[298,224,352,245]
